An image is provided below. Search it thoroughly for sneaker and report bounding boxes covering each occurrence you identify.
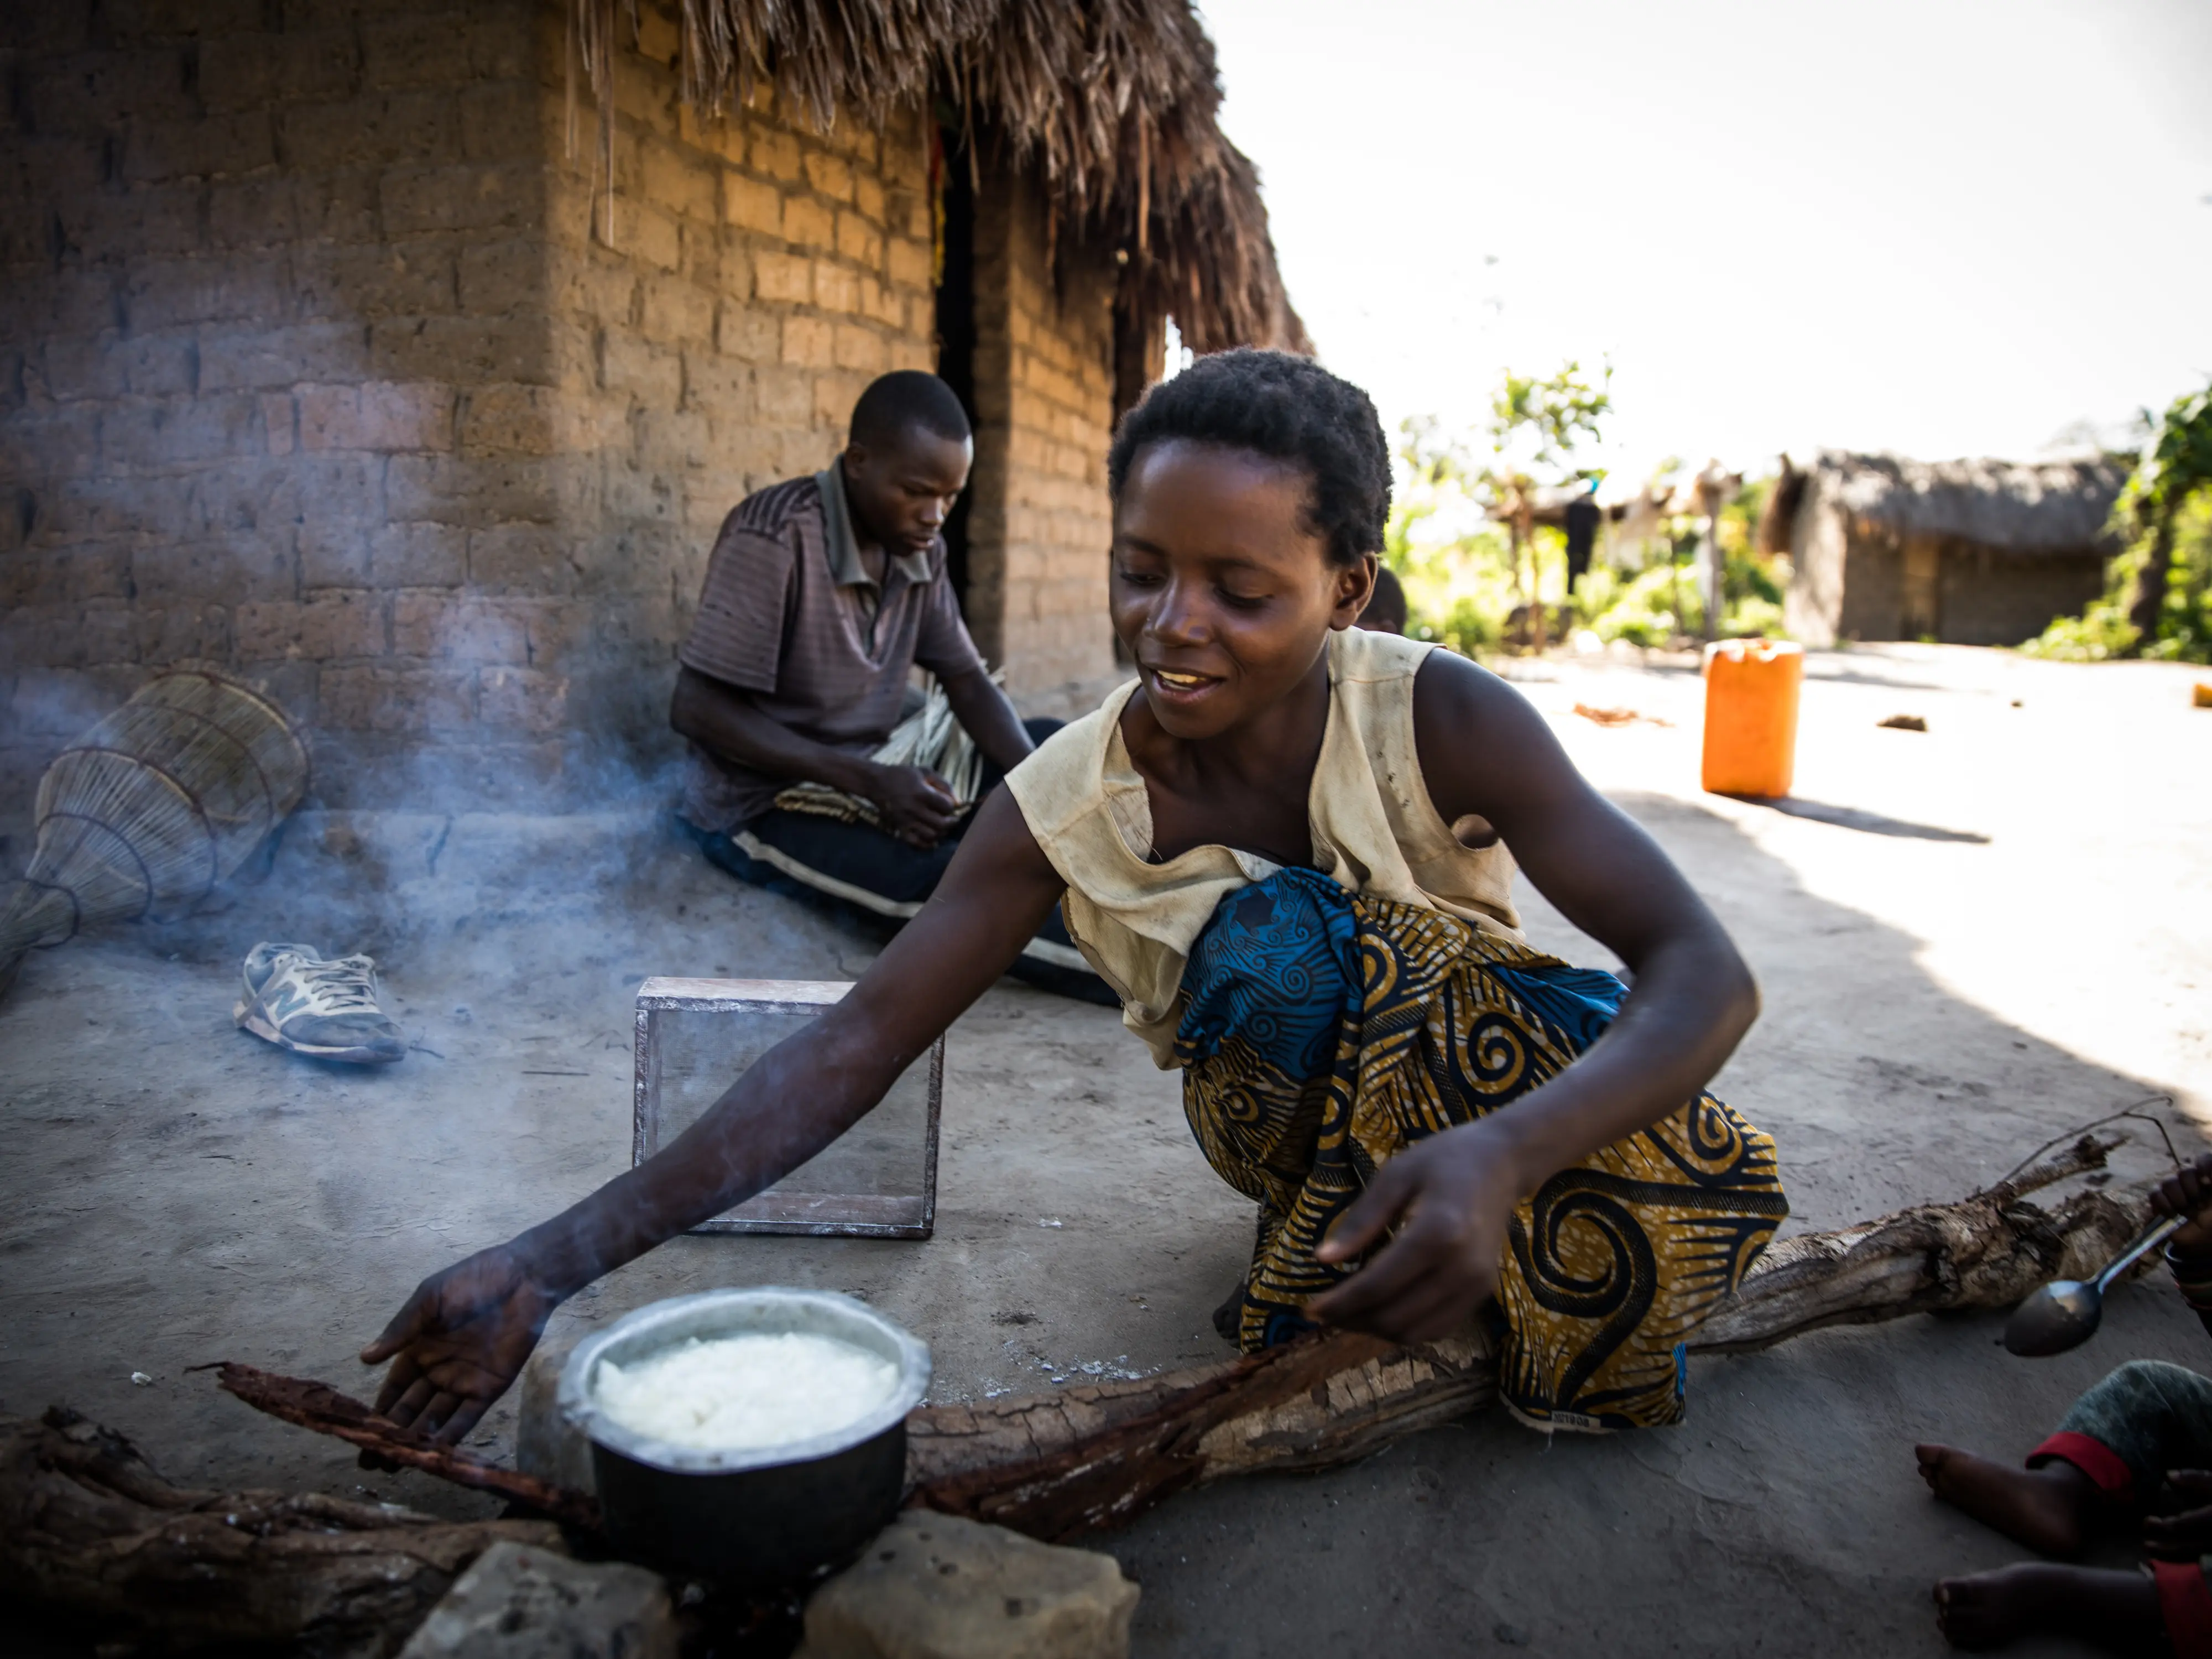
[234,942,406,1065]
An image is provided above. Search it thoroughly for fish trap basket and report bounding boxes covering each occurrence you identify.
[1,668,310,978]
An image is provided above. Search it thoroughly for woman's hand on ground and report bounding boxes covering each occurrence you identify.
[359,1244,560,1443]
[1306,1118,1526,1343]
[869,764,960,847]
[2143,1472,2212,1557]
[2151,1153,2212,1255]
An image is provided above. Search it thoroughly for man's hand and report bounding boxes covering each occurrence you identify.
[359,1244,560,1443]
[2152,1153,2212,1256]
[868,764,960,848]
[1305,1116,1528,1344]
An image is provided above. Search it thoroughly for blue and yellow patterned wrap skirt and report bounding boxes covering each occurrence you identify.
[1175,867,1787,1431]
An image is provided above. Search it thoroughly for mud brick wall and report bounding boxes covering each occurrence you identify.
[0,0,1115,825]
[966,174,1119,696]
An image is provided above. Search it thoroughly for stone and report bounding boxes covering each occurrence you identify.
[397,1541,677,1659]
[796,1512,1138,1659]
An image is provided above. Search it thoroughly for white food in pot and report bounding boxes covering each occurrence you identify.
[591,1331,901,1452]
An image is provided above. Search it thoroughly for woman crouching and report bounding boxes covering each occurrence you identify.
[361,349,1787,1440]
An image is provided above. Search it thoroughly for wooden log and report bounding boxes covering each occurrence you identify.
[214,1363,602,1533]
[0,1406,561,1657]
[909,1134,2151,1537]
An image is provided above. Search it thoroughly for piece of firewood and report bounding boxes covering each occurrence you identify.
[909,1133,2150,1538]
[215,1362,602,1533]
[0,1406,561,1656]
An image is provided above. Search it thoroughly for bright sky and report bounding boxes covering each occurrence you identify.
[1195,0,2212,487]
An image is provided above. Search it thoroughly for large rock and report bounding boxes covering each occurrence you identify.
[797,1512,1138,1659]
[397,1540,676,1658]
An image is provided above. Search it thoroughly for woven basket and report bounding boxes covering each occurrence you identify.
[0,669,310,986]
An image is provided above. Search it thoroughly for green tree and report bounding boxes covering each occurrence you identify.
[1478,362,1611,648]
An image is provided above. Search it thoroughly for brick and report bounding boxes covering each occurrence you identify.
[198,30,358,113]
[714,304,775,362]
[207,176,299,250]
[801,151,852,204]
[392,593,529,662]
[813,262,858,314]
[723,174,782,236]
[832,322,886,373]
[100,395,257,469]
[24,49,194,134]
[370,521,466,587]
[855,174,885,225]
[887,236,931,290]
[386,455,556,526]
[131,536,293,604]
[465,9,534,80]
[463,239,547,316]
[197,322,367,392]
[40,335,129,402]
[320,664,472,732]
[360,12,481,91]
[381,163,541,234]
[602,333,680,404]
[834,210,880,266]
[260,393,295,456]
[298,381,455,453]
[478,666,567,732]
[131,602,231,662]
[122,255,286,331]
[753,129,802,182]
[780,194,833,249]
[297,517,371,587]
[467,523,568,590]
[58,184,205,263]
[296,243,458,320]
[639,275,714,345]
[234,590,384,660]
[458,383,557,458]
[611,201,682,271]
[681,350,752,415]
[641,144,716,222]
[121,113,275,184]
[754,366,813,427]
[460,79,555,163]
[776,314,832,371]
[753,251,810,305]
[192,455,377,541]
[368,316,547,384]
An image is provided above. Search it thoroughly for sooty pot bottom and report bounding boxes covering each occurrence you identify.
[591,1421,908,1590]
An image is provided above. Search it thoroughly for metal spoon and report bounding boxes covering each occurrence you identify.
[2004,1214,2184,1357]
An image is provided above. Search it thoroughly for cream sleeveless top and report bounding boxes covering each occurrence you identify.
[1004,627,1525,1067]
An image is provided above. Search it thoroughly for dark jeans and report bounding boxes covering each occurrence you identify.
[687,717,1117,1006]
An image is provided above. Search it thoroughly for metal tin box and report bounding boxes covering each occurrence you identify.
[630,977,941,1238]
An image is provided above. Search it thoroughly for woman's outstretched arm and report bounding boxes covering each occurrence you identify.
[360,790,1068,1440]
[1309,648,1759,1339]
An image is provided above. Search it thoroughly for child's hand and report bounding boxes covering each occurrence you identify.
[2151,1153,2212,1256]
[2144,1472,2212,1558]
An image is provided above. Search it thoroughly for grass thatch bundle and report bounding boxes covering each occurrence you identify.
[575,0,1307,354]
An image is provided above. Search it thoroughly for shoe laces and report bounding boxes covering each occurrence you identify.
[281,954,383,1014]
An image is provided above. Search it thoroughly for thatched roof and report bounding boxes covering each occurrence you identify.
[576,0,1307,355]
[1761,450,2131,556]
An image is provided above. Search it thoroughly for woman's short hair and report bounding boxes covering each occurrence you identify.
[1107,348,1392,568]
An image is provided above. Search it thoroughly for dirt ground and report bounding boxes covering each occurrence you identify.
[2,643,2208,1655]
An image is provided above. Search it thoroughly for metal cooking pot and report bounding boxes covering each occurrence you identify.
[557,1287,930,1588]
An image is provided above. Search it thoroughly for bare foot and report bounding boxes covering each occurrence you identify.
[1917,1443,2101,1558]
[1934,1563,2161,1651]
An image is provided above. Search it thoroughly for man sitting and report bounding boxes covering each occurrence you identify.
[671,370,1106,1000]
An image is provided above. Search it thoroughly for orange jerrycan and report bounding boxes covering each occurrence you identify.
[1701,639,1803,797]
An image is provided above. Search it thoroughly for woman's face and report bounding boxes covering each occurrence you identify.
[1109,439,1375,741]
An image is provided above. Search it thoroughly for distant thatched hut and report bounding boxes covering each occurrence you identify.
[1764,452,2128,648]
[0,0,1302,811]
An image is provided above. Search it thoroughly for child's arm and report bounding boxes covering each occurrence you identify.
[1310,650,1760,1340]
[358,789,1067,1441]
